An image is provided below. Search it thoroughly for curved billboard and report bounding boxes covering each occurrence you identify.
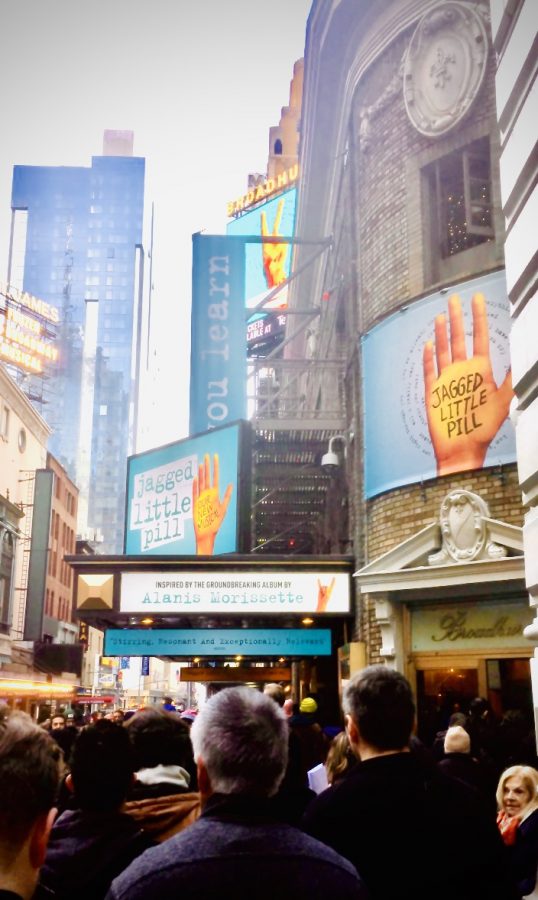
[362,270,515,498]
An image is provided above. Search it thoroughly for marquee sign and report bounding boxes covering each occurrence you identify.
[104,628,332,657]
[0,285,59,374]
[227,164,299,217]
[120,570,351,615]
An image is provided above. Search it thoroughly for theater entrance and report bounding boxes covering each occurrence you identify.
[411,654,533,747]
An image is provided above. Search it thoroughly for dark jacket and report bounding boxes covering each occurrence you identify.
[106,793,368,900]
[303,750,518,900]
[437,751,496,816]
[289,714,328,785]
[40,808,152,900]
[507,807,538,896]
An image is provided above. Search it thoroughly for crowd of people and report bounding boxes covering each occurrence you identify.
[2,667,538,899]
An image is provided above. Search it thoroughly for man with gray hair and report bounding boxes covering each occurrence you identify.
[0,706,61,899]
[107,687,367,899]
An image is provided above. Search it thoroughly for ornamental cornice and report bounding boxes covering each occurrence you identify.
[355,554,525,594]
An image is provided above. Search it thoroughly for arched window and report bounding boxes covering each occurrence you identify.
[274,139,283,155]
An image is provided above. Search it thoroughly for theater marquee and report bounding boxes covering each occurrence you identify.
[120,570,351,615]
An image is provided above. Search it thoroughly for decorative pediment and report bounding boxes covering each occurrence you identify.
[354,490,524,594]
[354,490,526,668]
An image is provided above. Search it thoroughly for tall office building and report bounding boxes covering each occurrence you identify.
[8,131,145,553]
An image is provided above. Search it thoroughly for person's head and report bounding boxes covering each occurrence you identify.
[111,709,125,724]
[469,697,489,719]
[162,696,174,707]
[299,697,318,716]
[125,706,195,774]
[0,707,61,898]
[448,711,467,728]
[444,725,470,754]
[66,720,135,812]
[325,730,355,785]
[263,683,285,707]
[282,697,294,718]
[179,709,197,729]
[190,687,288,800]
[343,665,415,756]
[51,714,66,731]
[50,724,78,764]
[496,765,538,818]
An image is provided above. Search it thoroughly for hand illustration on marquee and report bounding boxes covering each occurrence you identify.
[316,577,336,613]
[423,293,513,477]
[192,453,233,555]
[261,198,289,290]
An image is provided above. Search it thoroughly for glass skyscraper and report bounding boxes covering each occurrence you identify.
[9,132,145,553]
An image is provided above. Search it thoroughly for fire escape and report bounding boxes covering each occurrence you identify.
[248,237,347,556]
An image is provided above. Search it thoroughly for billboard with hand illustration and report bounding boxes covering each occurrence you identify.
[124,421,250,556]
[362,271,515,498]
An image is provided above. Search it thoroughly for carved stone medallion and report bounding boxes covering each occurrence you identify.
[428,489,507,564]
[403,2,488,137]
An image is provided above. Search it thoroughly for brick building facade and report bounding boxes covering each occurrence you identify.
[290,0,531,737]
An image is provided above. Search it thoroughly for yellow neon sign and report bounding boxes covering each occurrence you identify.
[227,164,299,217]
[0,680,75,695]
[0,289,60,374]
[0,283,60,324]
[0,336,43,373]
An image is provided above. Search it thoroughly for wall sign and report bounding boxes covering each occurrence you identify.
[362,271,515,498]
[411,602,534,652]
[104,628,332,657]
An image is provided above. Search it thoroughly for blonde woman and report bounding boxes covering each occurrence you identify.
[497,765,538,898]
[325,731,357,786]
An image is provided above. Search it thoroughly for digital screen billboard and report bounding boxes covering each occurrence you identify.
[227,188,297,352]
[124,421,250,556]
[362,270,515,497]
[120,570,351,615]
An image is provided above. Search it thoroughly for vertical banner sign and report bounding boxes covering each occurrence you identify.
[24,469,53,641]
[78,621,89,647]
[190,235,246,435]
[141,656,150,676]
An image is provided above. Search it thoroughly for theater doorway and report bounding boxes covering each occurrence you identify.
[411,654,533,747]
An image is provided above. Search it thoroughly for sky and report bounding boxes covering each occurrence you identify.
[0,0,311,448]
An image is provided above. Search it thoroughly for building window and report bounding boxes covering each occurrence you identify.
[0,406,9,440]
[274,139,283,155]
[423,137,494,279]
[0,532,14,628]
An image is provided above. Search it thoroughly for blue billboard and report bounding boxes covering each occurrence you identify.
[124,421,249,556]
[362,271,515,497]
[190,234,246,436]
[104,628,332,657]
